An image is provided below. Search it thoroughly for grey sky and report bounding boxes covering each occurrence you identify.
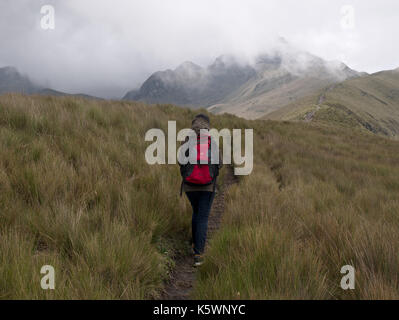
[0,0,398,98]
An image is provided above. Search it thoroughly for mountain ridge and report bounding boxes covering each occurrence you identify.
[123,47,363,119]
[123,54,256,107]
[0,66,101,100]
[0,66,39,94]
[265,68,399,137]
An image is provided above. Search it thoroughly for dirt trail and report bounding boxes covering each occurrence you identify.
[161,165,238,300]
[304,84,337,122]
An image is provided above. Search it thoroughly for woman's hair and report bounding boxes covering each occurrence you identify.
[192,113,210,125]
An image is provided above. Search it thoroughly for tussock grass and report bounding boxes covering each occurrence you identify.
[1,93,399,299]
[0,94,199,299]
[195,120,399,299]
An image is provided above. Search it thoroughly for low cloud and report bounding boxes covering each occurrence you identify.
[0,0,398,98]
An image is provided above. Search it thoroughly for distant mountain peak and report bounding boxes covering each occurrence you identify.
[175,61,202,72]
[123,46,363,119]
[255,53,283,70]
[209,54,244,69]
[0,66,40,94]
[174,61,204,80]
[0,65,101,99]
[0,66,19,75]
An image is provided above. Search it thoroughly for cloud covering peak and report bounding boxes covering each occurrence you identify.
[0,0,398,98]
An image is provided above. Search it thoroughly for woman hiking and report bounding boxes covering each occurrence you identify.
[179,114,222,267]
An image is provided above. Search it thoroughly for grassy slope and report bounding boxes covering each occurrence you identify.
[264,91,321,121]
[210,75,333,120]
[264,69,399,137]
[0,94,196,299]
[1,94,399,299]
[195,120,399,299]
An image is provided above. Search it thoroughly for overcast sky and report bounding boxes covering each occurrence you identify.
[0,0,398,98]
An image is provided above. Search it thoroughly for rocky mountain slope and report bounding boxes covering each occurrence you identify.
[209,51,362,119]
[0,66,100,99]
[0,66,39,95]
[123,44,362,119]
[123,56,256,107]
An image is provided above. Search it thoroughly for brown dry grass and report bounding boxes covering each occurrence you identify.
[0,94,196,299]
[194,120,399,299]
[1,93,399,299]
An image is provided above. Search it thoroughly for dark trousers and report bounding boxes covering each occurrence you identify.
[185,191,216,255]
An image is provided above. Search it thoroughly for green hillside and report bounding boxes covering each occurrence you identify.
[1,94,399,299]
[265,69,399,138]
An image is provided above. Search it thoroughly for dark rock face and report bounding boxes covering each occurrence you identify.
[123,49,361,113]
[123,55,257,108]
[0,66,39,94]
[0,66,101,100]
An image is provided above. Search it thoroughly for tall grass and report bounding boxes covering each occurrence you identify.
[0,94,200,299]
[1,93,399,299]
[194,120,399,299]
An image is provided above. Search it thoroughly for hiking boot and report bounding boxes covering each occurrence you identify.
[194,254,203,267]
